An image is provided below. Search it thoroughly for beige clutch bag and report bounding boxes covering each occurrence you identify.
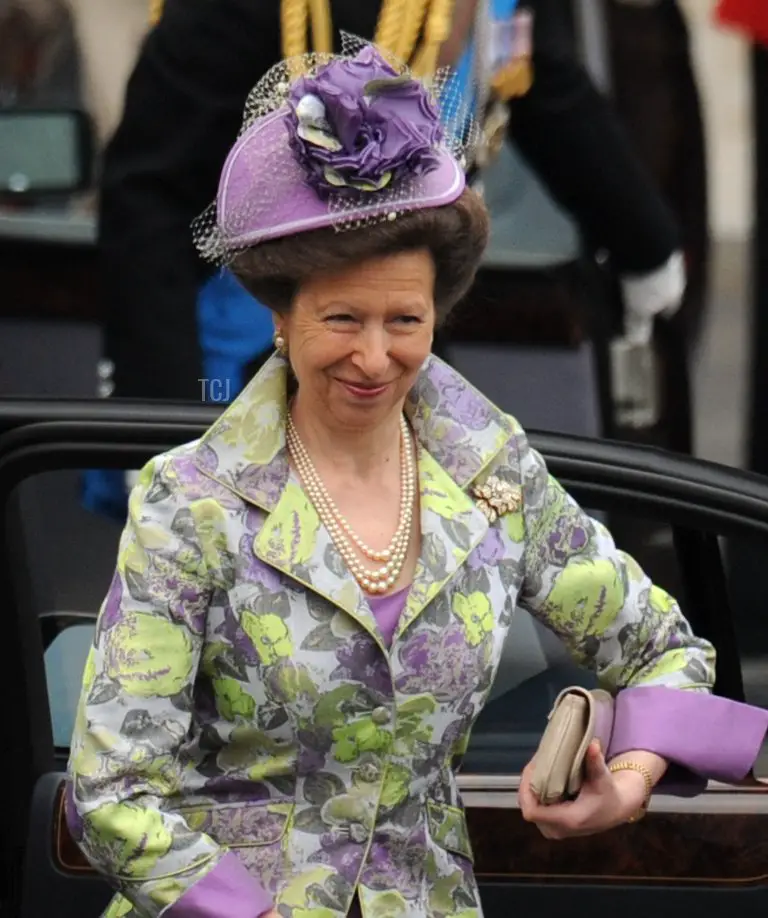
[529,686,615,805]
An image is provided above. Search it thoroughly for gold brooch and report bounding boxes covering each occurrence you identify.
[472,476,522,523]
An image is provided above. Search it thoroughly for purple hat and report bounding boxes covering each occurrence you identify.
[192,40,473,264]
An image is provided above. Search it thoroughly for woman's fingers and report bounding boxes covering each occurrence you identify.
[518,784,601,837]
[583,741,612,787]
[517,770,542,821]
[519,746,623,840]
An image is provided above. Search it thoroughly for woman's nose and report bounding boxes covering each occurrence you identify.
[352,329,390,378]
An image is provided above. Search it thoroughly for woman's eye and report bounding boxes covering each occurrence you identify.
[325,314,356,323]
[393,315,422,325]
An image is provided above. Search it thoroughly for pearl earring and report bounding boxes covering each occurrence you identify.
[274,332,287,356]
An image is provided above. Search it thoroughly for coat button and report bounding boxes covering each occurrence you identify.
[349,822,368,844]
[359,763,380,782]
[371,706,390,725]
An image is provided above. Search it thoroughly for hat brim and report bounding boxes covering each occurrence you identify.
[216,108,466,249]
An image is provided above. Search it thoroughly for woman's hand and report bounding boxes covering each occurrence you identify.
[518,742,651,839]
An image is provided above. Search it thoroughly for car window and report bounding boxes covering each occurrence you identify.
[724,533,768,777]
[44,622,93,747]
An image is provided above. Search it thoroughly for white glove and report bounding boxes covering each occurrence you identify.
[620,250,686,345]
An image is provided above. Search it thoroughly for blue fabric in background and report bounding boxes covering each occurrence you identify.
[197,268,275,397]
[81,270,274,521]
[439,0,520,137]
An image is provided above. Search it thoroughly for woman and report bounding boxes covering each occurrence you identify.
[66,42,767,918]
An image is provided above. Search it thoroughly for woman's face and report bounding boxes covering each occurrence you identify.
[280,248,436,429]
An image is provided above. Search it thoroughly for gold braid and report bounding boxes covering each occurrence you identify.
[149,0,455,79]
[280,0,455,77]
[308,0,332,53]
[147,0,331,56]
[410,0,456,78]
[281,0,308,58]
[281,0,310,76]
[148,0,164,26]
[392,0,432,62]
[371,0,408,56]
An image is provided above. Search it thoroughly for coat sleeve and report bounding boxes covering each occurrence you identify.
[66,454,273,918]
[98,0,281,401]
[508,0,680,274]
[513,422,768,783]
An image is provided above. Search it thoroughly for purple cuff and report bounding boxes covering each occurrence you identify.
[164,851,274,918]
[607,685,768,787]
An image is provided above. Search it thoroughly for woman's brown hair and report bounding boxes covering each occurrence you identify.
[229,187,489,323]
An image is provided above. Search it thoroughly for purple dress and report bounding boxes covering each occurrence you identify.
[369,585,410,648]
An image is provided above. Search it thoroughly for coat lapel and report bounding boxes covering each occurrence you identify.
[251,470,387,652]
[192,355,291,511]
[393,446,490,643]
[392,355,515,640]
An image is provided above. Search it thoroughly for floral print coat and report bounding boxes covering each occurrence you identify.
[66,354,766,918]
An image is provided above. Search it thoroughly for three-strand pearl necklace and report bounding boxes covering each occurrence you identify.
[285,413,416,594]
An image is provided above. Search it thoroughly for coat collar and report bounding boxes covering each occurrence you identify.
[193,353,514,646]
[193,352,513,508]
